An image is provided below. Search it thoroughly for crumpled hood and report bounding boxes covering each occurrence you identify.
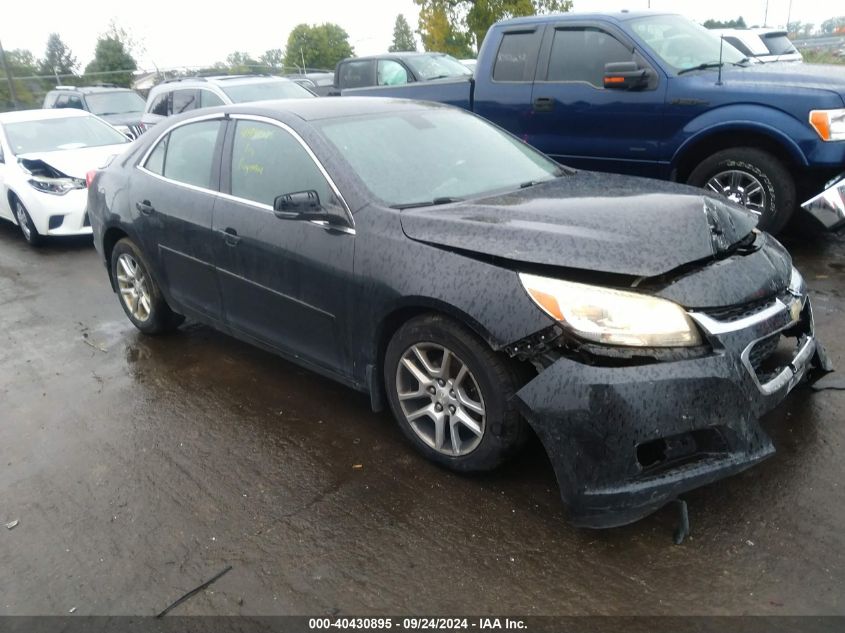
[399,171,758,277]
[18,144,129,179]
[718,63,845,101]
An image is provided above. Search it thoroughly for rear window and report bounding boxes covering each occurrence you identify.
[493,31,541,82]
[760,34,797,55]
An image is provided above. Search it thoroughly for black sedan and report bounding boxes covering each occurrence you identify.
[87,98,830,528]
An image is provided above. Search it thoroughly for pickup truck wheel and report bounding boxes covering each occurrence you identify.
[384,314,529,472]
[687,147,795,234]
[111,238,184,335]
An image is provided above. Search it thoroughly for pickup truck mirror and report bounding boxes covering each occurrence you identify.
[273,190,327,221]
[604,62,652,91]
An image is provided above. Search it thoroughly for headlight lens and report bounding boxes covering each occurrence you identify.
[28,175,86,196]
[519,273,702,347]
[809,108,845,141]
[788,266,805,295]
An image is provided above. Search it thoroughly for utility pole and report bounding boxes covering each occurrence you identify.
[300,48,306,75]
[786,0,793,30]
[0,38,19,109]
[763,0,769,26]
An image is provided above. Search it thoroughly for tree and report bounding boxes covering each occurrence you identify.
[703,16,747,29]
[821,17,845,35]
[260,48,285,72]
[415,0,573,54]
[39,33,77,80]
[0,48,43,110]
[84,25,138,87]
[390,14,417,52]
[225,51,260,74]
[283,23,354,72]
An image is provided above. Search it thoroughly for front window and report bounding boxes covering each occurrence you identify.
[4,115,129,155]
[316,109,561,207]
[85,91,146,116]
[405,54,473,81]
[547,28,634,86]
[220,80,314,103]
[629,14,746,72]
[378,60,410,86]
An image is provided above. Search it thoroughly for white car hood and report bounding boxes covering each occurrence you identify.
[17,144,130,179]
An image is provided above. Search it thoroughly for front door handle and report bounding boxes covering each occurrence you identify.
[533,97,554,112]
[136,200,155,215]
[221,227,241,246]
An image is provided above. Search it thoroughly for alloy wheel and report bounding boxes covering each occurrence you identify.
[116,253,152,322]
[705,169,767,216]
[395,343,486,456]
[15,202,32,241]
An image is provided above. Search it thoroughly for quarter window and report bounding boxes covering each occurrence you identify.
[230,120,335,208]
[493,31,541,82]
[547,28,634,87]
[377,60,409,86]
[159,120,221,189]
[144,135,168,175]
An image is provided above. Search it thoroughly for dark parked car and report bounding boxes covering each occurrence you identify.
[43,85,146,138]
[286,72,335,96]
[334,52,472,92]
[87,98,830,528]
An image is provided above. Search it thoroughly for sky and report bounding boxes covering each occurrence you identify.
[2,0,837,72]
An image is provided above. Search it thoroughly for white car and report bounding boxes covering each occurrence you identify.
[0,109,130,246]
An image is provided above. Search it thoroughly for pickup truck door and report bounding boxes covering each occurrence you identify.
[527,21,667,178]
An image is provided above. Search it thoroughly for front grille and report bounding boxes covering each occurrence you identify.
[703,296,777,322]
[126,124,144,138]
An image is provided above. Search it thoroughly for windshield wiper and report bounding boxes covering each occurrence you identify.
[391,196,463,210]
[677,62,724,75]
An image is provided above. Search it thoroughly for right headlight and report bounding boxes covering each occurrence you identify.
[809,108,845,141]
[519,273,702,348]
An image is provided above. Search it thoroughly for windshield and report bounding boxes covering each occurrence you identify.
[629,15,747,72]
[4,115,129,155]
[405,54,473,81]
[84,91,145,116]
[221,80,314,103]
[316,109,561,207]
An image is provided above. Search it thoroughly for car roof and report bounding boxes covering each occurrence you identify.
[497,10,673,26]
[0,108,92,124]
[215,96,452,123]
[156,75,295,88]
[342,52,450,62]
[48,86,133,94]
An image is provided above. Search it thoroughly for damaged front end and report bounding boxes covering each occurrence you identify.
[19,157,86,196]
[802,173,845,231]
[507,238,831,529]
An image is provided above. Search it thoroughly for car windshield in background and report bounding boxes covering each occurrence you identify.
[629,14,747,72]
[4,116,129,155]
[405,55,473,80]
[221,80,315,103]
[85,91,146,116]
[316,109,561,207]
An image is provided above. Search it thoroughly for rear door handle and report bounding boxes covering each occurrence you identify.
[533,97,554,112]
[221,227,241,246]
[136,200,155,215]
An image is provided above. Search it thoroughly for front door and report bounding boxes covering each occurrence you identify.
[528,22,667,177]
[212,117,355,373]
[132,117,226,320]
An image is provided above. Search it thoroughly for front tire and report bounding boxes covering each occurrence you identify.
[111,238,184,334]
[13,198,42,246]
[384,314,529,472]
[687,147,795,234]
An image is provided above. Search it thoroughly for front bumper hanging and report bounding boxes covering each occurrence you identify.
[514,284,830,529]
[802,173,845,231]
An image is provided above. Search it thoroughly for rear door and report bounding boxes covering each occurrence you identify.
[528,21,667,177]
[132,116,226,321]
[212,116,355,373]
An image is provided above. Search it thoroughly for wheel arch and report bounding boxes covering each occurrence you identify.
[671,123,807,184]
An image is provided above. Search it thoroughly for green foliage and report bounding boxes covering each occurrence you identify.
[39,33,78,79]
[415,0,572,54]
[225,51,260,74]
[84,28,138,87]
[0,48,45,109]
[787,22,815,38]
[803,49,845,65]
[390,14,418,52]
[283,23,354,72]
[820,17,845,35]
[702,16,747,29]
[260,49,285,71]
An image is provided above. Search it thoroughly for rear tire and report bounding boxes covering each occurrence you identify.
[13,198,42,246]
[687,147,795,234]
[384,314,529,472]
[111,238,184,335]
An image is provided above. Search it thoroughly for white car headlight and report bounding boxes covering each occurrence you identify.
[519,273,702,347]
[28,175,86,196]
[809,108,845,141]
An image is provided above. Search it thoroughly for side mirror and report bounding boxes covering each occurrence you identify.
[273,190,327,221]
[604,62,653,90]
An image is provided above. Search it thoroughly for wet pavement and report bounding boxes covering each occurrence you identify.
[0,219,843,617]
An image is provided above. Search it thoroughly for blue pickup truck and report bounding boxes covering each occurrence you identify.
[339,12,845,233]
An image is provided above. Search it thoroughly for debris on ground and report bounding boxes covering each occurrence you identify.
[4,520,19,530]
[156,565,233,617]
[352,464,363,470]
[68,607,77,614]
[811,375,845,392]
